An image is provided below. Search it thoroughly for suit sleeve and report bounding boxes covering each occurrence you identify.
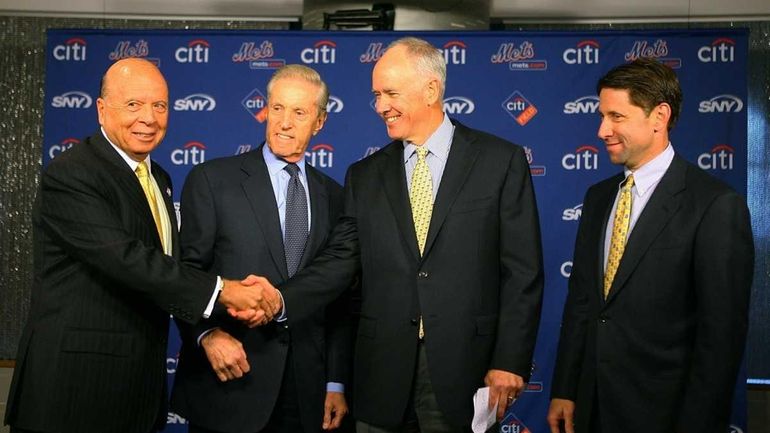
[490,146,545,380]
[37,156,216,325]
[550,188,595,400]
[677,190,753,431]
[280,167,361,324]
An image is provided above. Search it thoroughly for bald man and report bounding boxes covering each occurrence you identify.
[4,58,275,433]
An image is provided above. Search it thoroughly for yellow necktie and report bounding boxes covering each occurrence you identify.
[410,146,433,256]
[410,146,433,340]
[135,161,165,250]
[604,174,634,298]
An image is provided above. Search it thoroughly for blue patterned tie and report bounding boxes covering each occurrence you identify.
[284,163,308,277]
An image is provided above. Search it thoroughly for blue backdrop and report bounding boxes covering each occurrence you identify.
[43,28,748,433]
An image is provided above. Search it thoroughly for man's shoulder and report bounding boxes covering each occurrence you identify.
[306,164,342,193]
[451,119,524,155]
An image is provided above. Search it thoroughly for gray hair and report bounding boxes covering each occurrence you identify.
[266,64,329,113]
[386,37,446,99]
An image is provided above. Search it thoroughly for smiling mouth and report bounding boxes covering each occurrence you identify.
[276,133,294,140]
[384,115,399,123]
[133,132,156,140]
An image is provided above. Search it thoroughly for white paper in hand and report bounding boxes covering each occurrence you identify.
[471,386,497,433]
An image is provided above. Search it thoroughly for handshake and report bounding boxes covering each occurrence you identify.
[218,275,283,327]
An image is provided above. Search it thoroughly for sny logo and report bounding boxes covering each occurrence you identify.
[491,41,547,71]
[562,145,599,170]
[698,144,733,170]
[49,137,79,159]
[442,41,467,65]
[241,88,268,123]
[562,203,583,221]
[167,412,188,424]
[301,40,336,64]
[359,42,385,63]
[235,144,253,155]
[698,38,735,63]
[443,96,475,115]
[327,96,344,113]
[171,141,206,166]
[175,39,210,63]
[698,94,743,113]
[306,144,334,168]
[51,91,92,109]
[108,40,150,61]
[360,147,380,160]
[174,94,216,112]
[563,96,599,114]
[624,39,681,68]
[53,37,87,61]
[502,91,538,126]
[563,40,599,64]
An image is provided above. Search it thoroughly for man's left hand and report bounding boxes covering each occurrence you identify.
[485,369,524,420]
[322,391,348,430]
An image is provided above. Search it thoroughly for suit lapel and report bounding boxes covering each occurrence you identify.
[380,141,421,262]
[240,145,289,281]
[300,166,329,270]
[605,156,686,304]
[422,122,480,257]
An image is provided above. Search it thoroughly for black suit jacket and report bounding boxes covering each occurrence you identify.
[170,145,350,433]
[5,131,216,433]
[551,154,754,433]
[280,120,544,428]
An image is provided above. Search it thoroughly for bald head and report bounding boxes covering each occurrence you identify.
[96,58,169,162]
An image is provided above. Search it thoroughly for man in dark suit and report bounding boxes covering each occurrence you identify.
[547,58,754,433]
[171,65,350,433]
[4,58,275,433]
[242,37,544,432]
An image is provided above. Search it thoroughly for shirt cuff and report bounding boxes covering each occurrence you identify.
[203,276,222,319]
[326,382,345,393]
[275,290,287,322]
[196,327,219,346]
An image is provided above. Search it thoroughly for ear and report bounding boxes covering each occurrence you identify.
[652,102,671,132]
[313,110,328,136]
[96,98,106,126]
[424,78,440,106]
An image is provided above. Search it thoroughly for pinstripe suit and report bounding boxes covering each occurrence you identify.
[5,131,217,433]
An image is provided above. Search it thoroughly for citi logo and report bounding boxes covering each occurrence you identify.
[698,144,734,170]
[698,94,743,113]
[562,145,599,170]
[174,94,216,112]
[301,40,336,64]
[51,91,92,109]
[175,39,210,63]
[48,137,79,159]
[306,144,334,168]
[562,203,583,221]
[698,38,735,63]
[108,40,149,61]
[499,412,532,433]
[563,40,599,64]
[53,37,87,61]
[502,91,538,126]
[359,42,385,63]
[326,95,344,113]
[443,96,475,114]
[442,41,467,65]
[563,96,599,114]
[561,261,573,278]
[171,141,206,166]
[241,88,268,123]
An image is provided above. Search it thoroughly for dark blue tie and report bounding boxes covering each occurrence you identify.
[284,163,308,277]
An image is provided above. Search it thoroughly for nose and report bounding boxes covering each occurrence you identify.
[137,103,157,124]
[375,95,390,115]
[279,110,293,129]
[597,117,612,140]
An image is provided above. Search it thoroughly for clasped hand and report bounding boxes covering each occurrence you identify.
[217,275,282,327]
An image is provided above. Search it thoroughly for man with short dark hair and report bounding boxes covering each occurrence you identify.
[547,57,754,433]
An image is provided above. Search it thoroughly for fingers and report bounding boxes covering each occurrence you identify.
[201,330,249,382]
[484,369,524,420]
[322,392,348,430]
[322,404,332,430]
[547,399,576,433]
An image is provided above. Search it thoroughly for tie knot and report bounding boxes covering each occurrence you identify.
[135,160,149,178]
[284,163,300,178]
[415,146,429,160]
[623,174,635,190]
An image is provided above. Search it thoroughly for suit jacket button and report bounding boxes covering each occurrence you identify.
[418,271,429,278]
[410,318,419,326]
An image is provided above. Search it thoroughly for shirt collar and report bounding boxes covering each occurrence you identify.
[101,127,149,173]
[403,113,454,164]
[262,142,307,178]
[624,143,675,197]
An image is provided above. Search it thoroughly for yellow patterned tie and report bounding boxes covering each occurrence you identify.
[135,160,165,250]
[604,174,634,298]
[410,146,433,340]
